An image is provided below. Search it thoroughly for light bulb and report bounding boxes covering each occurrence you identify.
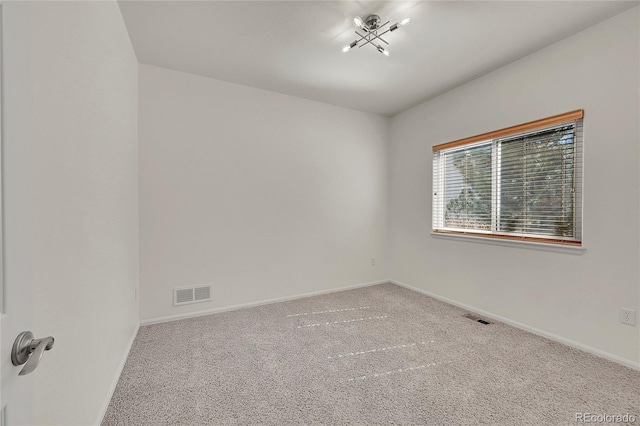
[342,40,358,53]
[353,16,363,27]
[400,17,411,26]
[377,45,390,56]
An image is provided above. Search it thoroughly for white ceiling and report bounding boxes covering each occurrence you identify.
[119,1,637,116]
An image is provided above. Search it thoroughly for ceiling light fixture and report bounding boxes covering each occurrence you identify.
[342,14,410,56]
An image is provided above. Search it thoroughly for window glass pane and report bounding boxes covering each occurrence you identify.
[498,125,575,237]
[444,144,492,230]
[432,115,581,245]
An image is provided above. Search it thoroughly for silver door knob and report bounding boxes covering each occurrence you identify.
[11,331,55,376]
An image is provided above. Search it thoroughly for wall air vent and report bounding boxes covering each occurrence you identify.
[174,285,212,306]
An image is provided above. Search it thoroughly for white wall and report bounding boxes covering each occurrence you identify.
[139,65,388,321]
[389,7,639,366]
[28,2,139,425]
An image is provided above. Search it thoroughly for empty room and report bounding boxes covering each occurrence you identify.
[1,1,639,425]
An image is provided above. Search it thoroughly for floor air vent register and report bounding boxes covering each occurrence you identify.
[463,313,491,325]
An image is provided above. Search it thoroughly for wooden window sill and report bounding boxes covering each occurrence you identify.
[431,231,586,254]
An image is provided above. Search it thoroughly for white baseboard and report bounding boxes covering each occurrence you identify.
[391,279,640,371]
[140,279,390,326]
[95,324,140,426]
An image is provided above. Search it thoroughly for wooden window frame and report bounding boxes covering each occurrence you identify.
[432,110,583,247]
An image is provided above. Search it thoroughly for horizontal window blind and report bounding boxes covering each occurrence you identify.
[432,111,583,246]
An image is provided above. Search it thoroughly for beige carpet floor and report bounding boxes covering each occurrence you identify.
[103,283,640,425]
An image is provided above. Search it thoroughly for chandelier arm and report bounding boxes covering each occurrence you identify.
[374,34,389,45]
[358,37,378,49]
[354,31,369,44]
[355,31,376,48]
[366,28,389,45]
[362,34,388,46]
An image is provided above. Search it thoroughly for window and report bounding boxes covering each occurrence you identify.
[432,110,583,246]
